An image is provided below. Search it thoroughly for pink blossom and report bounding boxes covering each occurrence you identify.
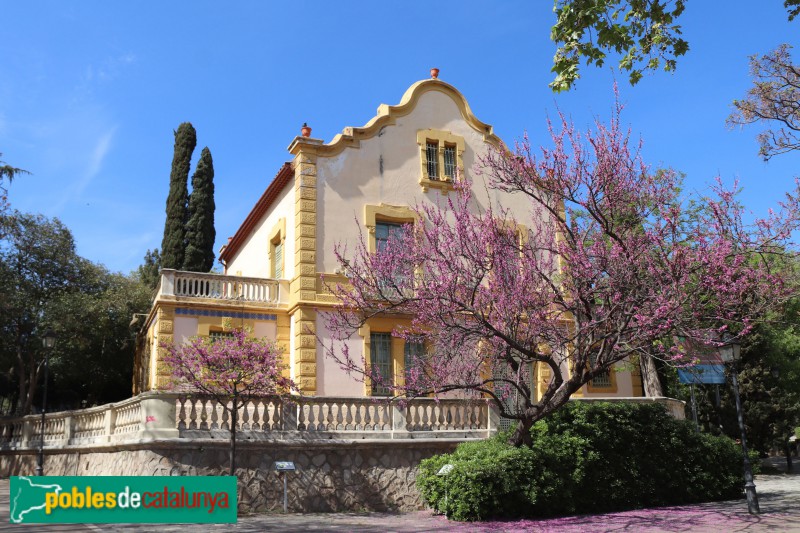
[323,100,799,446]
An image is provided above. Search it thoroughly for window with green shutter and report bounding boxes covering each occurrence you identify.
[272,239,283,279]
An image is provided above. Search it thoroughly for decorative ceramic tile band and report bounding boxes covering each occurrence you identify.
[175,308,277,321]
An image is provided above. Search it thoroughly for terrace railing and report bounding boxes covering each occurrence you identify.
[156,269,286,305]
[0,393,685,450]
[0,392,500,450]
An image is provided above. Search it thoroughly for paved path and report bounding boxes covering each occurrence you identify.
[1,458,797,532]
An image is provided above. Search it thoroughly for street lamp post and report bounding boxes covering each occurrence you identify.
[719,334,760,515]
[34,329,57,477]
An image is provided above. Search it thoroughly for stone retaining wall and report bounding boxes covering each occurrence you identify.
[0,439,461,512]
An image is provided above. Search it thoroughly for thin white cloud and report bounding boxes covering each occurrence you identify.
[86,128,115,181]
[51,127,116,212]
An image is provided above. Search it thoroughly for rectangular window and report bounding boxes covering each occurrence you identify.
[404,339,425,397]
[375,221,408,289]
[426,142,439,180]
[404,339,425,372]
[375,221,404,254]
[416,129,464,193]
[589,353,612,388]
[443,145,456,179]
[370,332,393,396]
[272,240,283,279]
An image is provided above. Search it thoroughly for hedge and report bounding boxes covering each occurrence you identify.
[417,401,751,521]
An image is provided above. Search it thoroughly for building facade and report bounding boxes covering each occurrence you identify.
[133,73,644,400]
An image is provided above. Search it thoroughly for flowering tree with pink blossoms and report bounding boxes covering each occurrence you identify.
[324,102,800,447]
[162,328,295,474]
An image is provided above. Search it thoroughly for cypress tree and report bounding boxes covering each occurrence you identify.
[183,147,216,272]
[160,123,196,269]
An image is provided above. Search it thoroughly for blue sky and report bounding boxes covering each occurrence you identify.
[2,2,798,274]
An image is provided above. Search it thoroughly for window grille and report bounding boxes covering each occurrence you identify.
[589,353,612,388]
[209,331,235,343]
[492,354,533,430]
[404,339,424,370]
[443,145,456,179]
[404,339,425,396]
[426,142,439,179]
[370,333,393,396]
[272,240,283,279]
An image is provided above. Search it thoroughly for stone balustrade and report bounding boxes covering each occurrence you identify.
[0,393,685,451]
[0,392,500,450]
[157,269,286,305]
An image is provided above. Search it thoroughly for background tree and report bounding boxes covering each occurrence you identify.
[325,105,799,447]
[0,153,26,183]
[550,0,688,91]
[160,122,196,269]
[162,328,294,475]
[183,147,216,272]
[44,264,152,408]
[736,323,800,471]
[136,248,162,291]
[667,300,800,470]
[0,212,80,414]
[0,212,153,413]
[728,44,800,160]
[550,1,799,91]
[0,153,29,227]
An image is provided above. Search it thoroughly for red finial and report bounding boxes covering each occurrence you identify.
[301,123,312,137]
[430,68,440,79]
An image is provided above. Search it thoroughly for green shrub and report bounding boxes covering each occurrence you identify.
[417,436,539,521]
[417,401,748,521]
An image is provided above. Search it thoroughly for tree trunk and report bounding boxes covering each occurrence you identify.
[230,395,237,476]
[785,439,794,472]
[639,352,663,397]
[15,344,26,415]
[15,342,38,416]
[507,417,534,447]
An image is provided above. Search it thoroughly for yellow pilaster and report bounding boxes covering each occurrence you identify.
[153,307,175,390]
[288,136,323,395]
[290,143,320,306]
[292,308,317,394]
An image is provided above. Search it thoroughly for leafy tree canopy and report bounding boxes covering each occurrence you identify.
[0,153,29,229]
[135,248,162,291]
[550,1,799,91]
[0,211,152,413]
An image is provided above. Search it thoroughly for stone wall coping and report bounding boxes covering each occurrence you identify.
[0,437,478,456]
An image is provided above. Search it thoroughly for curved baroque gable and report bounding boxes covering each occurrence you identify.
[290,79,503,156]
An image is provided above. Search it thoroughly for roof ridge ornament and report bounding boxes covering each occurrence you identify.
[430,67,440,79]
